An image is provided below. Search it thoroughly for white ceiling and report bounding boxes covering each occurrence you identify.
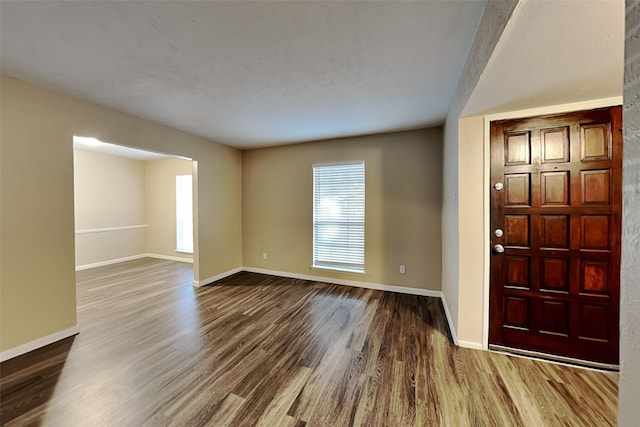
[0,0,487,149]
[463,0,624,116]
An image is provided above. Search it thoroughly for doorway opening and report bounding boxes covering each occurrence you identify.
[72,134,198,280]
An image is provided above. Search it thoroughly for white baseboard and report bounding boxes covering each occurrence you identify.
[0,325,79,362]
[75,254,148,271]
[242,266,443,298]
[438,295,483,349]
[145,253,194,264]
[194,267,244,288]
[439,294,459,345]
[458,340,484,350]
[75,253,193,271]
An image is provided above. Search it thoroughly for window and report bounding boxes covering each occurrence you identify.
[176,175,193,253]
[313,162,365,273]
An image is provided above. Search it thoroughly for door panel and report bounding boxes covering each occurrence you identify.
[489,107,622,364]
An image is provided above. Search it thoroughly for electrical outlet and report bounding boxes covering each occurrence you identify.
[400,264,406,274]
[262,252,268,260]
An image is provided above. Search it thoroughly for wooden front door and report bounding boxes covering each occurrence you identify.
[489,107,622,365]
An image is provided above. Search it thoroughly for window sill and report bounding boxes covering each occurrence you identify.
[175,249,193,255]
[311,265,365,275]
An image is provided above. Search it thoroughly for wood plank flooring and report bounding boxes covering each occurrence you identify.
[0,258,618,426]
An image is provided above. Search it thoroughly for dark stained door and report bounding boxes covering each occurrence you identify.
[489,107,622,365]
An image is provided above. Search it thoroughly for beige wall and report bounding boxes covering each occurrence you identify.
[0,75,242,352]
[146,157,194,261]
[1,80,78,351]
[74,150,147,229]
[243,128,443,291]
[73,149,148,266]
[456,116,486,345]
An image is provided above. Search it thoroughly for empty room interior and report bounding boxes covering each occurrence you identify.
[1,1,639,426]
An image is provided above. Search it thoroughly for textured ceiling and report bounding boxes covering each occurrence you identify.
[0,0,487,149]
[463,0,624,116]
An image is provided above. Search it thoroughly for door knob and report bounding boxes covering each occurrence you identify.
[494,229,504,237]
[493,244,505,254]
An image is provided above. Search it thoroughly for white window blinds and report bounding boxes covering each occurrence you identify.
[313,162,365,273]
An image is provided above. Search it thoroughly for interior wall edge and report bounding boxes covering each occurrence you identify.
[441,0,520,346]
[194,267,245,288]
[619,0,640,423]
[439,293,459,346]
[145,253,193,264]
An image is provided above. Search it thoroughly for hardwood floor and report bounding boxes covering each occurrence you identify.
[1,258,618,426]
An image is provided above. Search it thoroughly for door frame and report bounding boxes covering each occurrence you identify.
[479,96,623,350]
